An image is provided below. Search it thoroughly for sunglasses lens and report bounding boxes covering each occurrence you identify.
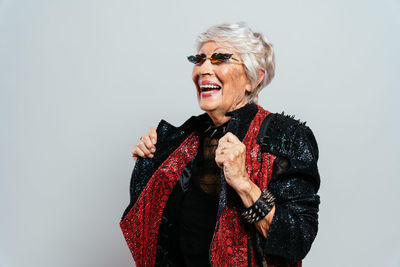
[187,55,198,64]
[210,54,225,64]
[210,53,232,64]
[187,54,206,64]
[196,54,207,64]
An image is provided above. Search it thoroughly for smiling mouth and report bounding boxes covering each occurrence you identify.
[199,84,222,92]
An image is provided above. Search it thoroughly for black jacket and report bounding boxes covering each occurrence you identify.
[122,103,320,266]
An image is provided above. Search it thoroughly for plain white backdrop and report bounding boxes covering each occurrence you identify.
[1,0,399,266]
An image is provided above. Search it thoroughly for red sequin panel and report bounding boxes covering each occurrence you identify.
[120,132,200,267]
[211,106,275,266]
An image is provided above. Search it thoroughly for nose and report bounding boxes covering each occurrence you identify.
[196,58,214,76]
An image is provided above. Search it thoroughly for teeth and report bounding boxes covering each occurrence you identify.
[199,84,221,89]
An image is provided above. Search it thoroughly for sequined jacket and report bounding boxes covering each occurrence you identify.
[120,103,320,267]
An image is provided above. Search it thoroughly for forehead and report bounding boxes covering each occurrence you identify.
[198,41,238,54]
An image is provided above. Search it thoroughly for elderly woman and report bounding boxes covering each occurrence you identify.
[120,22,320,267]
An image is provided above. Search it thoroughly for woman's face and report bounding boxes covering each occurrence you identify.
[192,41,252,120]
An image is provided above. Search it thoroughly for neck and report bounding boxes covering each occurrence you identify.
[207,113,231,126]
[207,101,249,126]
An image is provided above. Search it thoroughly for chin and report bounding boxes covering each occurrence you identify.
[197,97,222,112]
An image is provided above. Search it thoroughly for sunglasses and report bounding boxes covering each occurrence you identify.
[187,53,240,65]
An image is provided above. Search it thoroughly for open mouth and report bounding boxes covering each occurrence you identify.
[199,84,222,92]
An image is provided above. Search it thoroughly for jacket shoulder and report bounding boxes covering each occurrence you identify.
[257,112,320,190]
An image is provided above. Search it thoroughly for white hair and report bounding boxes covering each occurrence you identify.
[195,22,275,103]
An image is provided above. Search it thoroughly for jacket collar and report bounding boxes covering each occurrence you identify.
[175,102,259,142]
[224,102,258,141]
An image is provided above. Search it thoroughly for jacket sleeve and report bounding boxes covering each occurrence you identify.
[121,118,196,220]
[256,113,320,263]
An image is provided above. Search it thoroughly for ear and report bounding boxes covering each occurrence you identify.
[245,68,266,93]
[257,68,266,86]
[245,83,252,93]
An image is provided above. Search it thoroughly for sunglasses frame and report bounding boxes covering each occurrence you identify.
[187,53,240,65]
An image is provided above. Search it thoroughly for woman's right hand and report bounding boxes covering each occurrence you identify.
[131,127,157,163]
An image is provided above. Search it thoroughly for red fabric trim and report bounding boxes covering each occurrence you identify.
[120,132,200,267]
[210,105,275,267]
[210,105,303,266]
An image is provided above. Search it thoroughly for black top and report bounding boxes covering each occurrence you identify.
[179,120,228,266]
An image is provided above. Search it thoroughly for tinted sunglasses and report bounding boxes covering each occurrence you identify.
[187,53,240,65]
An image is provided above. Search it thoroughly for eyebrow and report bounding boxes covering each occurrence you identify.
[214,47,230,53]
[197,48,233,55]
[198,48,232,55]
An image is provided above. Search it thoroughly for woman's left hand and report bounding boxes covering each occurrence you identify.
[215,132,250,192]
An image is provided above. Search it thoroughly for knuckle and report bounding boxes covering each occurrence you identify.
[139,143,147,152]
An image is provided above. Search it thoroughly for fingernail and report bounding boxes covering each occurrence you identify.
[152,138,156,144]
[149,154,154,158]
[151,148,155,153]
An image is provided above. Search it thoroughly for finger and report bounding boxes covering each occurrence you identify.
[132,145,146,159]
[216,142,229,151]
[149,127,157,145]
[221,147,236,158]
[216,147,243,164]
[215,147,224,155]
[216,140,235,153]
[223,132,241,144]
[137,140,152,157]
[218,132,237,144]
[217,140,242,152]
[142,134,156,153]
[233,143,246,155]
[217,137,231,149]
[215,153,224,168]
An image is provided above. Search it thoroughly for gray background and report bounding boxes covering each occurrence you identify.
[1,0,399,266]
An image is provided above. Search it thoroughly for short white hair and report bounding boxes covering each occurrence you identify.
[195,22,275,103]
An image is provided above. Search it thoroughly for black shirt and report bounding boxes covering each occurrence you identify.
[179,121,228,266]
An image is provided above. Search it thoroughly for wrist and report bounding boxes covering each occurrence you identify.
[236,178,262,208]
[242,189,276,224]
[235,178,252,195]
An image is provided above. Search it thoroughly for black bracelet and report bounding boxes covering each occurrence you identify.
[242,189,275,223]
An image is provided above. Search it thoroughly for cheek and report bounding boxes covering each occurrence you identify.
[192,68,197,82]
[220,66,244,85]
[232,68,243,82]
[221,67,230,76]
[218,67,233,89]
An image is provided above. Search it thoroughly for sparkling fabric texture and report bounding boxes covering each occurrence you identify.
[120,103,320,267]
[256,113,320,264]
